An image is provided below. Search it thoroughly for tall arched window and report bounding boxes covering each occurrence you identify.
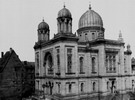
[57,49,60,73]
[113,56,116,71]
[106,55,109,71]
[107,81,109,91]
[125,79,126,89]
[47,55,53,68]
[93,82,96,91]
[92,33,95,40]
[92,57,96,73]
[36,52,39,69]
[67,48,72,73]
[124,58,127,73]
[58,84,60,93]
[80,57,84,73]
[44,52,53,74]
[69,84,72,93]
[81,83,84,92]
[109,56,112,71]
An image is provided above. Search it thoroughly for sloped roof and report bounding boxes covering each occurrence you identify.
[0,49,21,73]
[0,51,11,72]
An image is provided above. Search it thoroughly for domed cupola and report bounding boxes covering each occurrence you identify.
[57,5,72,34]
[77,4,105,42]
[79,6,103,28]
[58,5,72,18]
[37,19,50,42]
[38,19,49,30]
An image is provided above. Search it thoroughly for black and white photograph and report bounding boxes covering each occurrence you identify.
[0,0,135,100]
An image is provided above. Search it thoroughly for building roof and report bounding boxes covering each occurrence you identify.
[0,49,13,72]
[22,61,35,68]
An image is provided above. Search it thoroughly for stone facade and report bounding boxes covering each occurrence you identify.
[34,4,134,100]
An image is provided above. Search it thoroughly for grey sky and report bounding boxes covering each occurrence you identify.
[0,0,135,61]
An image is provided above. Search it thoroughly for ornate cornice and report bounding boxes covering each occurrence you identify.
[78,47,98,53]
[105,48,119,53]
[35,74,134,80]
[77,26,105,33]
[78,39,124,48]
[34,33,78,50]
[88,39,124,46]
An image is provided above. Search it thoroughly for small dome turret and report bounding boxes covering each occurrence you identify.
[37,19,50,42]
[57,5,72,33]
[58,5,72,18]
[38,19,49,30]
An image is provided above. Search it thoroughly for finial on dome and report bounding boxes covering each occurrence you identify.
[63,2,66,8]
[89,2,91,9]
[119,30,122,38]
[42,17,44,22]
[118,30,124,42]
[127,44,130,49]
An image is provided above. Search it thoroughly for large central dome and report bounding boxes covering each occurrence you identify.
[78,7,103,29]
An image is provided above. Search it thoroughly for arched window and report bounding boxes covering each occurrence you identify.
[44,52,53,74]
[67,48,72,73]
[92,33,95,40]
[57,49,60,73]
[109,56,112,70]
[58,84,60,93]
[92,57,96,73]
[93,82,96,91]
[113,56,116,71]
[47,55,53,68]
[124,58,127,73]
[107,81,109,91]
[80,57,84,73]
[106,55,109,71]
[81,83,84,92]
[69,84,72,93]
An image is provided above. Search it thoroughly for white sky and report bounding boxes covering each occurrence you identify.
[0,0,135,61]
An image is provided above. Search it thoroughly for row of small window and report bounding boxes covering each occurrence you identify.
[79,33,96,40]
[56,82,97,94]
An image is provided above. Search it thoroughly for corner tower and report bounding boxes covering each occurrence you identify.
[57,5,72,34]
[37,19,50,42]
[77,4,105,42]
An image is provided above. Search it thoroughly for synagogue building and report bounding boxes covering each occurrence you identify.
[34,4,134,100]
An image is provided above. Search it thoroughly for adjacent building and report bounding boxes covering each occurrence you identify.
[22,61,35,97]
[34,4,134,100]
[0,48,25,100]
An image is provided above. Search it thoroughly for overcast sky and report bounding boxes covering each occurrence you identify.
[0,0,135,61]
